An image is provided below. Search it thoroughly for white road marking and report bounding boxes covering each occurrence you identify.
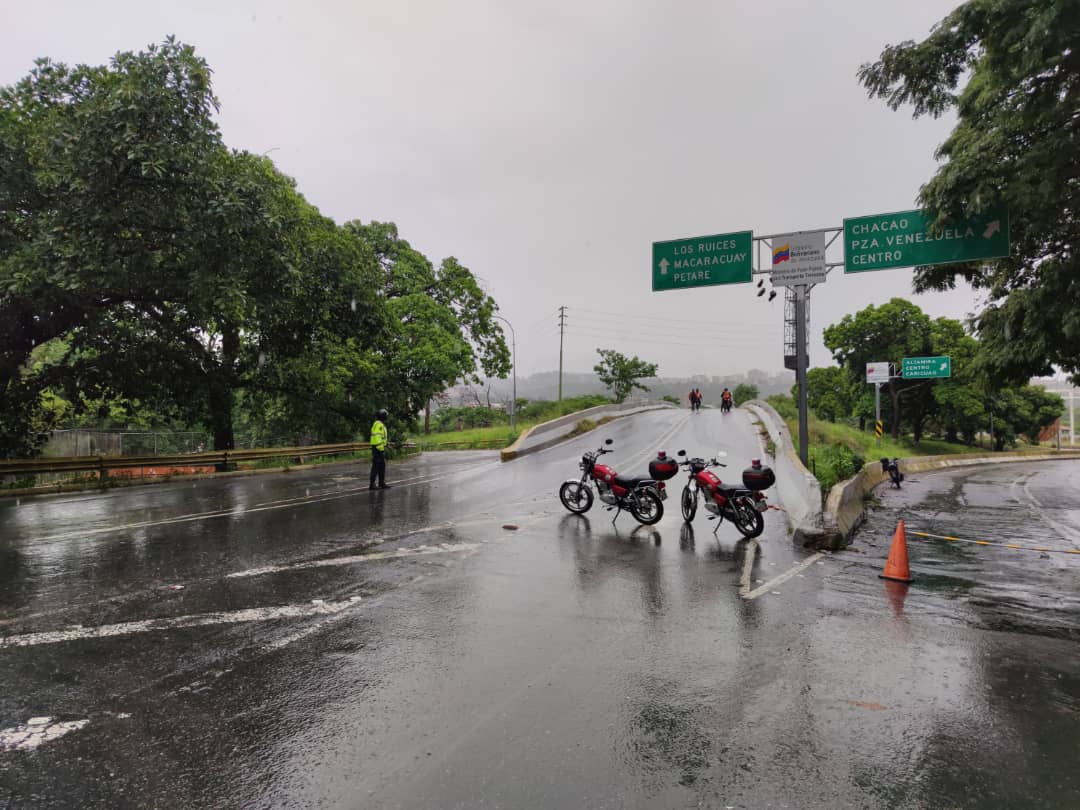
[225,542,481,579]
[738,538,760,596]
[0,717,90,751]
[742,552,825,600]
[0,600,360,650]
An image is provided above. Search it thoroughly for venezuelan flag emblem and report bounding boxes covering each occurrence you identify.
[772,243,791,265]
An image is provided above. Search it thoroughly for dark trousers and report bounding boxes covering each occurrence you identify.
[370,448,386,487]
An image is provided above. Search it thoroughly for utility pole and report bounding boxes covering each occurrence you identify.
[492,315,516,430]
[557,305,567,402]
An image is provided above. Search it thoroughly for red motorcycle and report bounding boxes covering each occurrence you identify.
[559,439,679,525]
[676,450,774,537]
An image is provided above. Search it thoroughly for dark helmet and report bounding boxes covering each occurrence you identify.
[377,408,389,421]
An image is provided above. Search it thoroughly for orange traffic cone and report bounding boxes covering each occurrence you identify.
[879,520,913,583]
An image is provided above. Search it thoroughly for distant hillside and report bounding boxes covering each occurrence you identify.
[444,369,794,407]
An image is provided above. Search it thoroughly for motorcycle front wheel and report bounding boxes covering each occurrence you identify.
[731,496,764,538]
[630,489,664,526]
[559,481,594,514]
[681,486,697,522]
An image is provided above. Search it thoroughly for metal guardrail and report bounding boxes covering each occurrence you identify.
[0,441,416,478]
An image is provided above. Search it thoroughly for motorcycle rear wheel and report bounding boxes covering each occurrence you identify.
[731,496,764,538]
[681,486,697,522]
[559,481,593,514]
[630,489,664,526]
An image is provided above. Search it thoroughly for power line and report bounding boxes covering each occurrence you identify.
[562,326,775,350]
[573,306,775,333]
[562,321,780,345]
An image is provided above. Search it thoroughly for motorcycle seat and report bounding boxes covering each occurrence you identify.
[614,474,653,488]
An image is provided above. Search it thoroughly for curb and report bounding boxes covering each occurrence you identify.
[742,401,832,548]
[500,401,674,462]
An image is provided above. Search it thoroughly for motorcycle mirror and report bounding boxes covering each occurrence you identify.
[604,438,613,445]
[677,449,686,457]
[715,450,728,459]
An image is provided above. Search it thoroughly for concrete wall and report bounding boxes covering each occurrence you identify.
[743,401,828,546]
[500,400,674,461]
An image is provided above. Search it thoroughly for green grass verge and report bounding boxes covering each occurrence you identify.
[765,397,993,491]
[412,424,522,450]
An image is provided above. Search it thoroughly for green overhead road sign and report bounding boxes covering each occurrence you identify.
[902,356,952,380]
[652,231,752,291]
[844,204,1009,272]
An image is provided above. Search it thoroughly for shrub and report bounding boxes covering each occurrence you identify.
[766,394,797,420]
[813,443,866,491]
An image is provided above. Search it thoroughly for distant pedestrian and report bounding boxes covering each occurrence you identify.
[694,388,703,411]
[369,408,390,490]
[688,388,697,410]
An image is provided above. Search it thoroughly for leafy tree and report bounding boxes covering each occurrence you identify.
[0,40,392,453]
[990,385,1064,449]
[929,318,986,444]
[823,299,938,440]
[802,368,856,423]
[346,221,510,427]
[858,0,1080,383]
[57,151,384,450]
[732,383,759,406]
[0,38,222,456]
[593,349,658,403]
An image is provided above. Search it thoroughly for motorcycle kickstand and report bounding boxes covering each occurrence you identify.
[611,506,622,525]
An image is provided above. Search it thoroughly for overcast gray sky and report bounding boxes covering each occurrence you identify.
[4,0,976,379]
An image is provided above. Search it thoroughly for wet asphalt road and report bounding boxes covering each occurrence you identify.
[1,412,1079,808]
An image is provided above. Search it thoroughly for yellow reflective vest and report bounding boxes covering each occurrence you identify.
[370,419,388,451]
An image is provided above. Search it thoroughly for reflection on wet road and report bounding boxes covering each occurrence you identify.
[1,414,1079,808]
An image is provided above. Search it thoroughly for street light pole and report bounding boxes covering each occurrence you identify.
[493,315,516,431]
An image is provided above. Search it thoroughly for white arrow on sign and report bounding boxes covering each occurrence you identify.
[983,220,1001,239]
[659,258,670,275]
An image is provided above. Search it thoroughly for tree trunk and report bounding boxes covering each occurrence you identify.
[209,380,235,451]
[424,400,431,435]
[945,426,958,443]
[209,325,240,454]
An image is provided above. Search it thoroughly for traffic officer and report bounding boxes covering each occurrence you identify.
[369,408,390,490]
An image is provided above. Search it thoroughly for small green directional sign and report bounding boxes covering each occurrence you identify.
[652,231,752,291]
[902,356,952,380]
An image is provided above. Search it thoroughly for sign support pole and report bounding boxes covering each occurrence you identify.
[875,382,882,448]
[794,284,809,466]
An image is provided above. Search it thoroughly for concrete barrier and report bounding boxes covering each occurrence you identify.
[500,400,674,462]
[826,450,1080,544]
[742,401,830,547]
